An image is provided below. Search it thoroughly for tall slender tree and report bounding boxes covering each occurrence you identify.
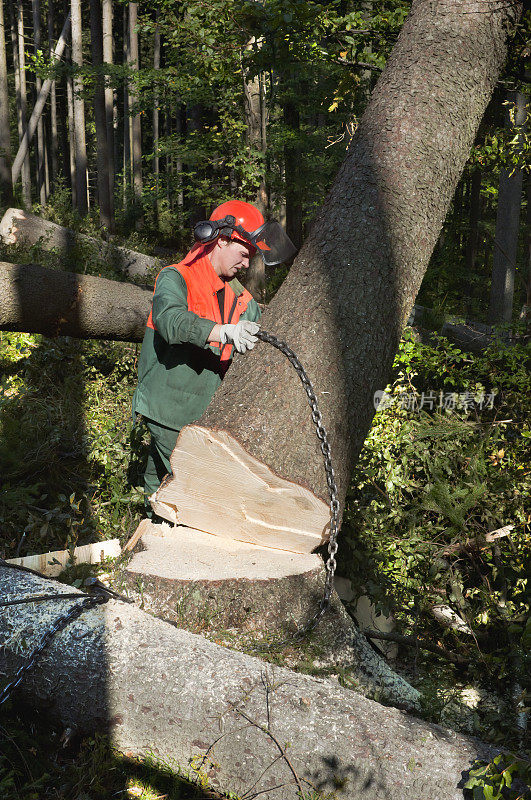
[488,90,527,327]
[128,1,143,227]
[122,3,130,207]
[0,0,12,204]
[65,41,77,207]
[47,0,59,185]
[71,0,88,214]
[102,0,114,203]
[153,13,160,223]
[464,168,483,314]
[12,0,31,207]
[89,0,113,229]
[32,0,47,204]
[243,41,268,301]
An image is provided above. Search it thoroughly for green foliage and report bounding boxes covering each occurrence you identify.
[341,329,530,744]
[0,332,145,558]
[464,755,531,800]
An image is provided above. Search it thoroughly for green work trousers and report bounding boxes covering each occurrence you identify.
[143,418,180,517]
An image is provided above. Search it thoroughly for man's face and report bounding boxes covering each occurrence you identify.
[211,237,256,280]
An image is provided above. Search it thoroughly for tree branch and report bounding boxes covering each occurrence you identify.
[362,628,468,665]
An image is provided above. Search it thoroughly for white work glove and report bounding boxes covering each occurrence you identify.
[219,320,260,353]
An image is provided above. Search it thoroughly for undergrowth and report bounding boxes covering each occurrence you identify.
[340,328,530,751]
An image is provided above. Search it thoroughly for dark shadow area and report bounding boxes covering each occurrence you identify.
[0,701,222,799]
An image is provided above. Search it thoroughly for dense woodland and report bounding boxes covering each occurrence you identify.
[0,0,530,798]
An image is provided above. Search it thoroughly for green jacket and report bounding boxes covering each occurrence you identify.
[132,256,261,431]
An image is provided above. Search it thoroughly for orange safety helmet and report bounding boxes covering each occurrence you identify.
[193,199,297,266]
[210,200,265,245]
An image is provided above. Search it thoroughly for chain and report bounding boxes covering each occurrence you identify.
[0,592,107,706]
[255,330,340,648]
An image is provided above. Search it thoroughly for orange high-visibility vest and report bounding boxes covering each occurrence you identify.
[146,244,253,361]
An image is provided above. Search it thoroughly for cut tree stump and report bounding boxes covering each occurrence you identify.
[149,426,330,553]
[0,208,161,281]
[114,519,420,709]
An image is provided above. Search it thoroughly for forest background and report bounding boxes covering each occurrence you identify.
[0,0,530,797]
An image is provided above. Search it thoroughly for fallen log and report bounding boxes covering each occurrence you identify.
[114,520,417,707]
[0,208,161,280]
[0,261,152,341]
[0,565,501,800]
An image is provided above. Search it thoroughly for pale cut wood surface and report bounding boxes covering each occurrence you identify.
[151,426,330,553]
[5,539,121,576]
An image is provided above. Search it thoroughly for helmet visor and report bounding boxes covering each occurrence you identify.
[251,221,298,266]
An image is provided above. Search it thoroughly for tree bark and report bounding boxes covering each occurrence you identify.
[524,171,531,328]
[122,2,130,208]
[102,0,114,206]
[65,42,77,206]
[47,0,59,184]
[0,0,12,204]
[284,98,303,250]
[0,208,161,279]
[11,13,71,184]
[153,14,160,224]
[89,0,113,230]
[0,565,503,800]
[11,0,31,207]
[32,0,47,205]
[71,0,88,214]
[161,0,522,540]
[464,168,482,315]
[488,90,527,327]
[128,1,143,228]
[243,37,268,302]
[0,261,152,341]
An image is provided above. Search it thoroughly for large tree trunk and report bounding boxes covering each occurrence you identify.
[152,0,523,546]
[488,90,527,327]
[0,261,151,340]
[0,565,503,800]
[0,0,12,204]
[0,208,160,279]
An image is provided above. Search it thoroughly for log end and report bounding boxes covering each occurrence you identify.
[151,425,330,554]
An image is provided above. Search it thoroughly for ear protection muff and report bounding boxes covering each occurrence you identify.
[194,215,236,243]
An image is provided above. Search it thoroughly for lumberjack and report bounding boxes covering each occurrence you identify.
[132,199,297,517]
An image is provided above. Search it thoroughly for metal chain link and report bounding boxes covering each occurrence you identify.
[0,593,107,706]
[255,330,340,649]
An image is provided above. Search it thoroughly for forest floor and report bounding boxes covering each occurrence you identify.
[0,229,529,799]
